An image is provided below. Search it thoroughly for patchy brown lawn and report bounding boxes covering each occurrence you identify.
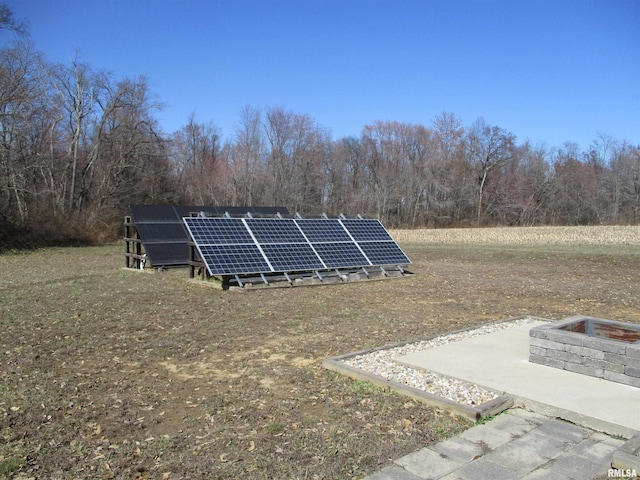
[1,233,639,479]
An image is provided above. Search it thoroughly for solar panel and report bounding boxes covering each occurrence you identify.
[261,244,325,271]
[295,219,352,243]
[245,218,307,244]
[340,219,393,242]
[312,242,371,268]
[358,241,411,265]
[198,244,272,275]
[184,217,253,245]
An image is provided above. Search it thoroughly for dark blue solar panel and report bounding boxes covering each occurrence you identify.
[358,241,411,265]
[245,218,306,244]
[340,219,393,242]
[295,219,352,243]
[184,217,253,245]
[312,242,371,268]
[261,244,325,271]
[198,244,272,275]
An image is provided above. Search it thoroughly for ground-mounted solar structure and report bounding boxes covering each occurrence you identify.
[124,205,289,269]
[183,213,411,289]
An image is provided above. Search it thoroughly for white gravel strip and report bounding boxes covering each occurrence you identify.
[342,316,538,406]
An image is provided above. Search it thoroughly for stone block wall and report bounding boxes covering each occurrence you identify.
[529,316,640,388]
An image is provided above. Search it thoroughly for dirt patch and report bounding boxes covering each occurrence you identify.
[1,239,639,479]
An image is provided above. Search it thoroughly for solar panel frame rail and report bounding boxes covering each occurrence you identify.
[183,214,411,288]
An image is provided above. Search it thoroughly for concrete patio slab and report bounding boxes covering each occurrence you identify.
[396,321,640,437]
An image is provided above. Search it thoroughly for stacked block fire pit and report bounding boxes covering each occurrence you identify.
[530,315,640,388]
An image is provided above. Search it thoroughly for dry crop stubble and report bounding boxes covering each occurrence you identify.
[390,225,640,246]
[1,228,639,479]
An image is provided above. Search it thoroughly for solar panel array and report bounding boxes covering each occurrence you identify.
[183,217,410,276]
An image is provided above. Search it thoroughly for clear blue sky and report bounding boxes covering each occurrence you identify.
[4,0,639,150]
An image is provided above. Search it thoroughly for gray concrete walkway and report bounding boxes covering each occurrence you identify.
[363,408,626,480]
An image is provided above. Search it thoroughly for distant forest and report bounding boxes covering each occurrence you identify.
[1,7,639,248]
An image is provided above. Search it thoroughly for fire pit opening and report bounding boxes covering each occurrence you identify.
[529,316,640,388]
[557,318,640,343]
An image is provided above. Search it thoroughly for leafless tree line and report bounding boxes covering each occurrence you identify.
[1,26,639,245]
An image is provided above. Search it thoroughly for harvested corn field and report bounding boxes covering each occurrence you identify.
[391,225,640,246]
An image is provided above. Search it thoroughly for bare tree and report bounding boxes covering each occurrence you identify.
[82,75,169,214]
[0,3,27,36]
[264,107,326,213]
[324,136,368,215]
[433,111,464,162]
[547,143,603,224]
[50,57,96,212]
[604,141,640,223]
[0,40,47,223]
[466,118,515,225]
[227,105,266,206]
[172,114,224,205]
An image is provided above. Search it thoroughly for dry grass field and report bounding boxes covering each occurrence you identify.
[1,226,639,479]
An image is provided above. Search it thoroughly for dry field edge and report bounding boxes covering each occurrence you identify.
[1,226,639,479]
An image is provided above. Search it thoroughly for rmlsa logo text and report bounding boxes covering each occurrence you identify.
[608,469,638,478]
